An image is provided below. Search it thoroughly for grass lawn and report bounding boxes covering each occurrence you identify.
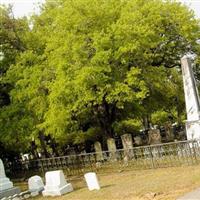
[15,165,200,200]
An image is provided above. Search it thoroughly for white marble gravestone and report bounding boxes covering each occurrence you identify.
[181,56,200,140]
[42,170,73,196]
[0,159,20,198]
[84,172,100,191]
[0,159,13,191]
[28,175,44,196]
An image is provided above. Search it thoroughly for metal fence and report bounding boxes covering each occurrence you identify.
[6,140,200,178]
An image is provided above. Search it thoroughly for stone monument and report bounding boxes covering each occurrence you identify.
[121,134,134,159]
[148,129,162,145]
[164,122,174,141]
[28,175,44,196]
[121,134,133,149]
[107,138,117,160]
[0,159,20,198]
[84,172,100,191]
[134,136,143,146]
[42,170,73,196]
[181,56,200,140]
[94,141,104,161]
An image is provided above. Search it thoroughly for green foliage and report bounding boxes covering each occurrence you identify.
[0,6,31,152]
[0,5,28,73]
[1,0,200,154]
[151,110,169,126]
[113,119,142,135]
[0,103,33,151]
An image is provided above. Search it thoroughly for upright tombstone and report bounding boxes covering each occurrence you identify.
[148,129,162,158]
[84,172,100,191]
[148,129,162,145]
[121,134,133,149]
[42,170,73,196]
[134,136,143,146]
[0,159,20,198]
[121,134,134,159]
[181,56,200,140]
[94,141,104,161]
[107,138,117,160]
[28,175,44,196]
[164,122,174,141]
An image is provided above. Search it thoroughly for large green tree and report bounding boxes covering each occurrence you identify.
[2,0,200,154]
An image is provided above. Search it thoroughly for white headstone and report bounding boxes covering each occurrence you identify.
[181,56,200,140]
[84,172,100,191]
[0,159,6,178]
[28,175,44,196]
[42,170,73,196]
[0,159,13,192]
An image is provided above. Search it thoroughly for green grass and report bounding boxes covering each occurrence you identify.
[14,165,200,200]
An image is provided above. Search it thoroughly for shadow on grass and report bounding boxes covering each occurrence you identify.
[101,184,115,189]
[74,184,115,191]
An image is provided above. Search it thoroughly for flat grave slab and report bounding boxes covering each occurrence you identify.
[0,187,20,199]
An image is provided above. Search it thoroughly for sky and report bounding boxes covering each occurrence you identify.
[0,0,45,18]
[0,0,200,19]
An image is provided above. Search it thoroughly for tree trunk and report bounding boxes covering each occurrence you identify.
[93,98,117,150]
[38,132,49,158]
[143,115,150,130]
[50,138,59,157]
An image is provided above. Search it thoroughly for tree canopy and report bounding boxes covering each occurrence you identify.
[0,0,200,156]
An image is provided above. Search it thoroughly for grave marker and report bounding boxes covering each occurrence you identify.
[181,56,200,140]
[121,134,134,159]
[84,172,100,191]
[42,170,73,196]
[148,129,162,145]
[134,136,143,146]
[28,175,44,196]
[164,122,174,141]
[107,138,117,160]
[94,142,104,161]
[0,159,20,198]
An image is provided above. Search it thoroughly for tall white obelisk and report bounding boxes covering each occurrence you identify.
[0,159,20,198]
[181,56,200,140]
[0,159,13,192]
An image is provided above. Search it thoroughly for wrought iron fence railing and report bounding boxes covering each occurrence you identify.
[6,139,200,178]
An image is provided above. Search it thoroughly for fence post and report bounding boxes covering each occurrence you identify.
[39,160,45,177]
[192,140,198,164]
[149,146,155,169]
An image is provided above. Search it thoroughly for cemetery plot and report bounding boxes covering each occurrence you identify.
[23,165,200,200]
[5,139,200,180]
